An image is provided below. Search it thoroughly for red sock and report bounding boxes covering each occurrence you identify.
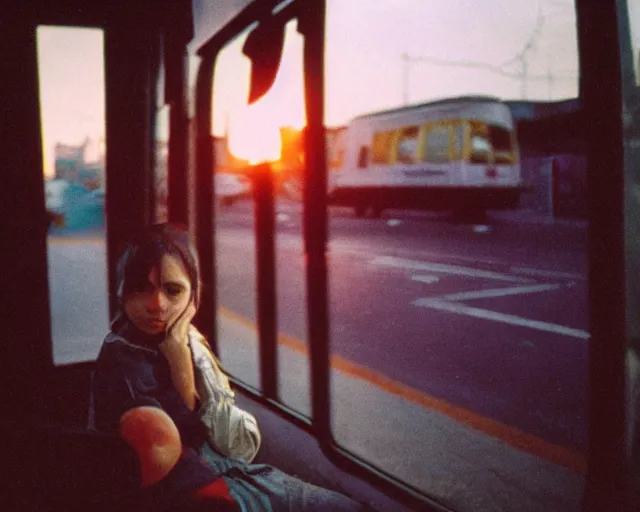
[193,477,236,505]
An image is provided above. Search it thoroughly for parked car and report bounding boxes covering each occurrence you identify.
[45,179,105,230]
[45,179,70,228]
[216,173,251,206]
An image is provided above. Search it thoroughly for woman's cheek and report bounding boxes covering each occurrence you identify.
[169,298,189,324]
[166,308,180,326]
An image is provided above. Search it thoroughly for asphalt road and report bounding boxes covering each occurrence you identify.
[47,200,588,457]
[215,200,588,453]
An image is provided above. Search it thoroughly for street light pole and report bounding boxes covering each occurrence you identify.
[401,52,410,105]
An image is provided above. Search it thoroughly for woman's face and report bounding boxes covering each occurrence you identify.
[123,254,193,335]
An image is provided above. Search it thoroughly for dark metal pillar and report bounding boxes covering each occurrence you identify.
[253,164,278,399]
[299,0,331,441]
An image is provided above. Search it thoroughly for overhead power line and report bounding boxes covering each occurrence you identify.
[401,1,578,103]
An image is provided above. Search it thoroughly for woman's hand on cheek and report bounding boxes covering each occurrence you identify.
[159,300,196,360]
[158,300,200,410]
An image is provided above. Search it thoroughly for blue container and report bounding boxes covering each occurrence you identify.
[62,184,105,229]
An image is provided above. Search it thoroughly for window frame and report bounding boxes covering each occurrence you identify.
[192,1,442,509]
[188,1,634,511]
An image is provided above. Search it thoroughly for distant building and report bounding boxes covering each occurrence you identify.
[54,142,85,182]
[54,138,104,191]
[505,98,584,156]
[505,98,586,218]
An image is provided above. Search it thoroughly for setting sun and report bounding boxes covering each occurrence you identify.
[227,99,283,165]
[213,18,309,167]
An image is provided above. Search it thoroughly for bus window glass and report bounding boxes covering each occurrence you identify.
[470,136,491,163]
[209,19,310,413]
[371,130,395,164]
[396,126,419,163]
[324,1,584,509]
[37,26,108,365]
[490,125,515,164]
[327,127,346,169]
[469,120,491,164]
[423,124,450,163]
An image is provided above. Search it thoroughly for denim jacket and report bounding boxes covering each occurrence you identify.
[92,319,260,461]
[92,319,363,512]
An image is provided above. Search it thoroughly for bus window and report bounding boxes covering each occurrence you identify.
[468,120,491,164]
[324,0,584,509]
[209,18,310,413]
[423,123,450,163]
[37,26,108,366]
[210,24,263,394]
[395,125,420,164]
[327,127,346,169]
[489,125,515,164]
[371,130,395,164]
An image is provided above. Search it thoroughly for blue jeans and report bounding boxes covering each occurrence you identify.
[199,442,366,512]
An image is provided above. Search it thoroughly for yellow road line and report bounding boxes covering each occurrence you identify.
[219,306,587,475]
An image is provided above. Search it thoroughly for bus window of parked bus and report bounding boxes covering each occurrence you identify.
[423,123,450,163]
[371,130,395,164]
[37,26,108,366]
[469,120,492,164]
[490,125,515,164]
[395,126,420,164]
[327,127,346,169]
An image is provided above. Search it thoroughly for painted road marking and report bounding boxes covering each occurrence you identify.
[372,256,533,283]
[509,266,585,281]
[433,283,561,302]
[412,298,590,339]
[411,274,440,284]
[219,307,587,475]
[215,228,585,287]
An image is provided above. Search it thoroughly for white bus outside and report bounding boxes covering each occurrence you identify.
[327,95,523,217]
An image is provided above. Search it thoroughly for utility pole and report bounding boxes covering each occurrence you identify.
[401,52,410,105]
[399,3,579,102]
[500,4,544,100]
[547,51,554,99]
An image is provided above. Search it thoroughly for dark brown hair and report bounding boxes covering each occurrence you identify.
[116,223,201,307]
